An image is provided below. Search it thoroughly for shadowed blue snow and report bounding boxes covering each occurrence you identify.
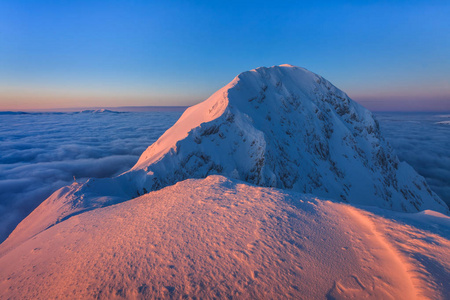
[0,110,449,243]
[0,110,183,242]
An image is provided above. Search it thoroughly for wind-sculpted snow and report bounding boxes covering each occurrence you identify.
[3,64,448,249]
[0,176,449,299]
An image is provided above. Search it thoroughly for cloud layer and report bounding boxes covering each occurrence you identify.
[375,112,450,208]
[0,111,182,242]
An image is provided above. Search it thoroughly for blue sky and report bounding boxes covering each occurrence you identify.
[1,0,449,110]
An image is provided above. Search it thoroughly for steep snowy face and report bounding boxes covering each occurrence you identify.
[3,65,447,250]
[131,64,447,213]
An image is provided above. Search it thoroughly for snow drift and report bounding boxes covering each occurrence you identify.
[0,176,449,299]
[2,64,448,250]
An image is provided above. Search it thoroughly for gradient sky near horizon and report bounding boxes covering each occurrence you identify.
[1,0,449,111]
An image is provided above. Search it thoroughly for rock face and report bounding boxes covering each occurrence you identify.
[3,64,448,250]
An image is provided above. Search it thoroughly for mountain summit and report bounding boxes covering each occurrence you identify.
[3,65,447,250]
[131,64,447,213]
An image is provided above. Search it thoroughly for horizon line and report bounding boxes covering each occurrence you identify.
[1,104,449,114]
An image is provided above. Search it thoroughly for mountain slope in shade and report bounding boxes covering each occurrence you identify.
[0,176,449,299]
[2,64,447,250]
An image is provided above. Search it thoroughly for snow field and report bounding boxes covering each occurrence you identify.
[0,176,448,299]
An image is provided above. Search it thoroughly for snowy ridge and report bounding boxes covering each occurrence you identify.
[2,64,448,251]
[0,176,449,299]
[77,109,124,114]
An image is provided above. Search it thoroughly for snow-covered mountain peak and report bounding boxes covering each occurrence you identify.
[133,64,349,170]
[103,64,449,215]
[278,63,296,67]
[3,65,447,251]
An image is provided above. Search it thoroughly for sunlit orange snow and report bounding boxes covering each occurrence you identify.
[0,176,448,299]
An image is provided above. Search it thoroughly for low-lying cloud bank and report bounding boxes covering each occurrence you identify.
[0,111,182,242]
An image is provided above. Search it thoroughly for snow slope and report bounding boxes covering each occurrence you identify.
[0,176,448,299]
[2,64,447,251]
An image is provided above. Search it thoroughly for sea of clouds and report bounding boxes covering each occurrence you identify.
[0,110,183,242]
[0,110,449,243]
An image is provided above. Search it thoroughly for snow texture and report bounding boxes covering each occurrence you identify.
[0,176,448,299]
[3,64,448,250]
